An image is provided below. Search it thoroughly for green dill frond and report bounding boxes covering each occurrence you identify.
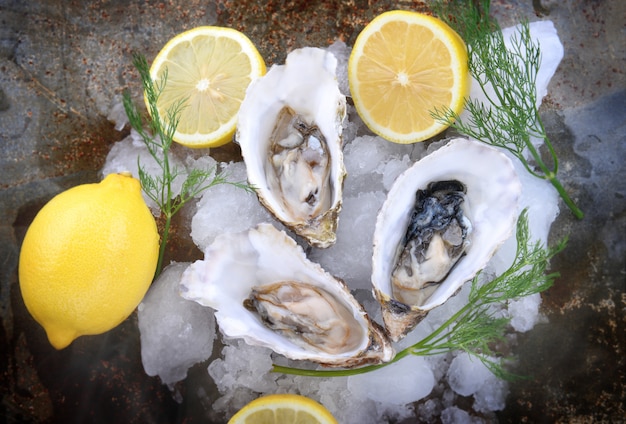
[122,53,254,277]
[431,0,583,219]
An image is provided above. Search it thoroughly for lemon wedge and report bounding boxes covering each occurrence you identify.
[348,10,469,143]
[228,394,338,424]
[149,26,266,148]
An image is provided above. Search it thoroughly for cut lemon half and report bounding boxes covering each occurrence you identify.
[348,10,469,144]
[227,394,338,424]
[148,26,266,148]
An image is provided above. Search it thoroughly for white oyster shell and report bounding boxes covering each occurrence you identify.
[180,223,393,368]
[236,47,347,248]
[372,138,521,341]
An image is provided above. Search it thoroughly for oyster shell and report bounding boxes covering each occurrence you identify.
[372,138,521,341]
[236,47,347,248]
[180,223,393,368]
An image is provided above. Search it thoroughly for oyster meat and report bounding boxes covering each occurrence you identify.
[372,138,521,341]
[391,179,472,306]
[180,223,393,368]
[236,47,347,248]
[244,281,365,355]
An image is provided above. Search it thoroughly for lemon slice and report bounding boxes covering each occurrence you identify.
[227,394,338,424]
[148,26,266,148]
[348,10,469,144]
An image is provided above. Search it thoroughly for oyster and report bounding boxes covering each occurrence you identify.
[372,138,521,341]
[236,47,347,248]
[180,223,393,368]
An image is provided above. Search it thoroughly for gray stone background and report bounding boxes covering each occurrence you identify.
[1,0,624,422]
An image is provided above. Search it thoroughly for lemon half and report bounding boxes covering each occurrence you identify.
[348,10,469,144]
[149,26,266,148]
[228,393,338,424]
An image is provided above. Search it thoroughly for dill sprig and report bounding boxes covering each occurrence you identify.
[272,210,567,379]
[123,53,252,278]
[431,0,584,219]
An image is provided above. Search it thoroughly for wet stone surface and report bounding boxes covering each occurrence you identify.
[1,0,625,422]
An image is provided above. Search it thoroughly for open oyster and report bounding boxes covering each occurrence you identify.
[236,47,347,248]
[180,223,393,368]
[372,138,521,341]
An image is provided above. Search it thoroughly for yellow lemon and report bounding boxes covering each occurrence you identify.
[228,393,338,424]
[348,10,469,143]
[149,26,266,148]
[18,172,159,349]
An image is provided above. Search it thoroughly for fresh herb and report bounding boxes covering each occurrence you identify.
[431,0,584,219]
[272,210,567,379]
[123,53,252,277]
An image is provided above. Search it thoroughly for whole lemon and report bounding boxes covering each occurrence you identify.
[18,172,159,349]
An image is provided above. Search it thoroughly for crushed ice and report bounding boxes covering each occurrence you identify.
[103,21,564,423]
[137,262,216,387]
